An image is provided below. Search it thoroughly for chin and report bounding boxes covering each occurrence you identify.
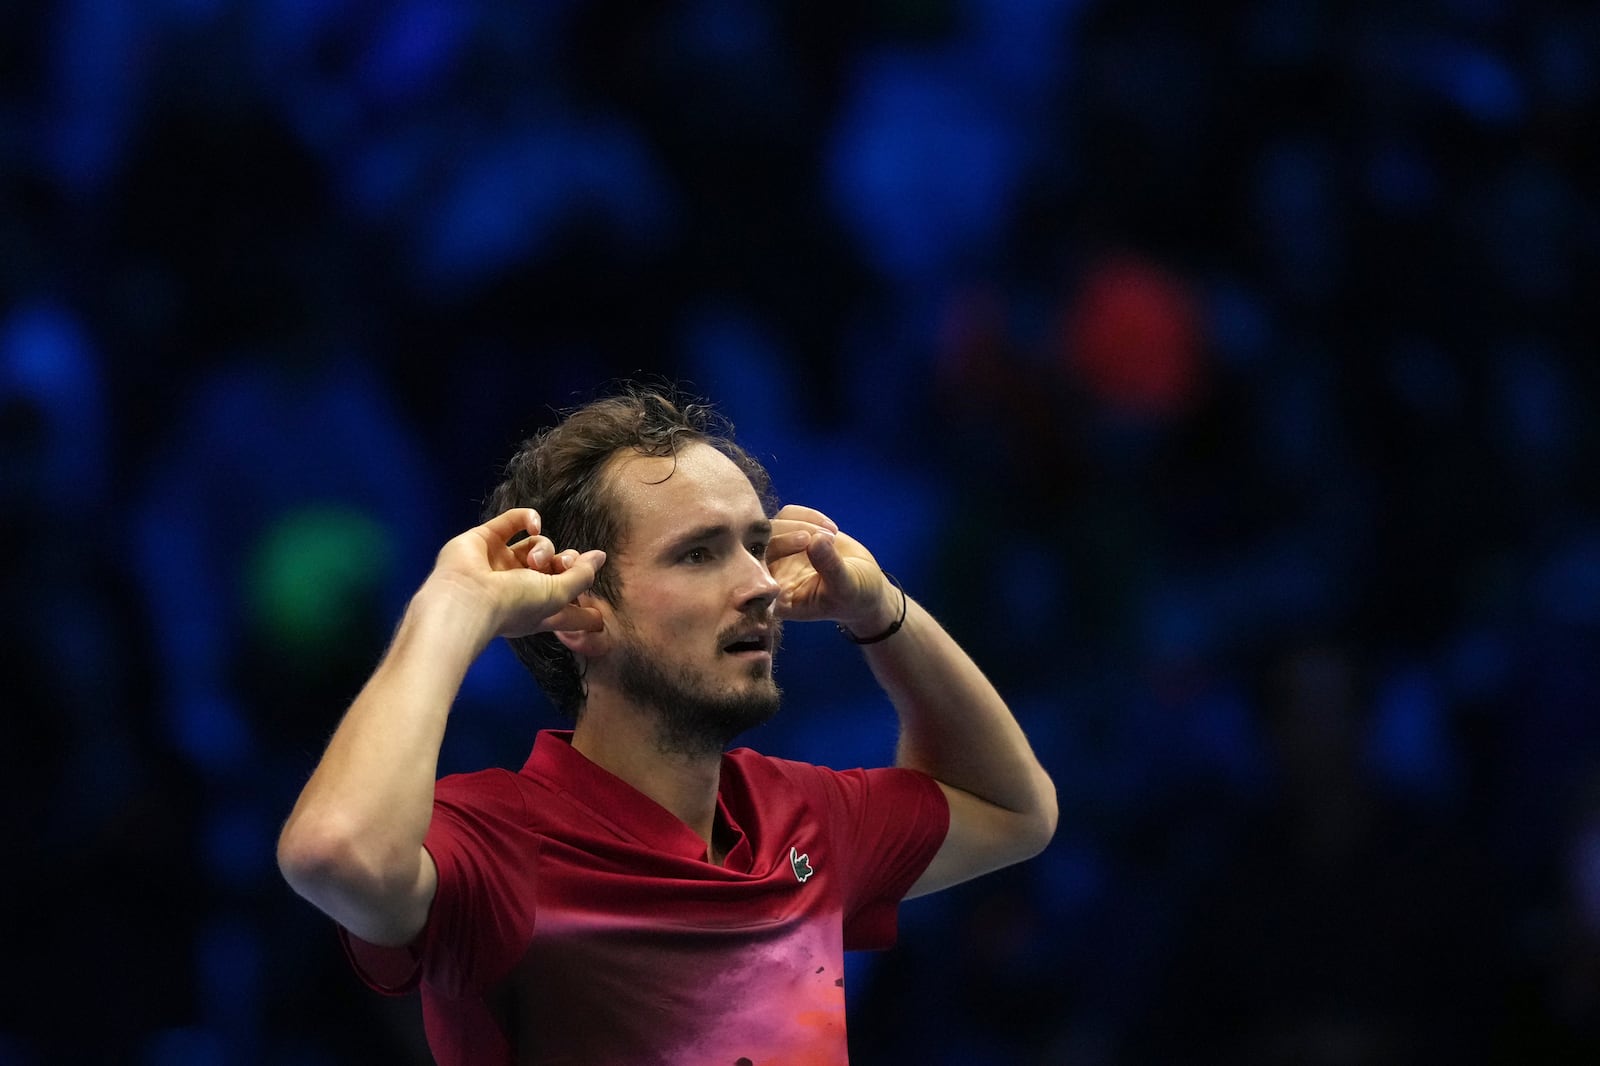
[741,661,775,683]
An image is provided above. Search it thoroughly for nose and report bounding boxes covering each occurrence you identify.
[736,552,781,614]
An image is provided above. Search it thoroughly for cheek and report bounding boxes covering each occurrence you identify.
[621,598,709,651]
[634,580,721,627]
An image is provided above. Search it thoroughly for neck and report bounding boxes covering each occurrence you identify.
[570,702,724,855]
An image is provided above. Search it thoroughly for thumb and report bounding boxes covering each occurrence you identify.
[805,531,856,586]
[540,548,607,598]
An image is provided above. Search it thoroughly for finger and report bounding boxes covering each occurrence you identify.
[765,528,814,562]
[772,565,824,621]
[545,549,607,595]
[556,546,599,573]
[516,539,590,566]
[774,504,839,533]
[480,507,542,545]
[771,517,831,538]
[536,551,607,630]
[518,535,558,571]
[545,604,606,633]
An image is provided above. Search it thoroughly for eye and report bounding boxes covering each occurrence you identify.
[748,541,768,560]
[683,547,711,564]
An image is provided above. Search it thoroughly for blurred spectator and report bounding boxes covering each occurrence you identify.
[1136,641,1510,1064]
[0,301,201,1059]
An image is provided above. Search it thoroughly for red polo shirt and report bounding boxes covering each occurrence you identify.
[341,730,949,1065]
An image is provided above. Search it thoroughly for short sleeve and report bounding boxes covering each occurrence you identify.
[340,770,535,1000]
[804,764,950,951]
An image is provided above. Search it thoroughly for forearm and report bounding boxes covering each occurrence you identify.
[865,597,1056,827]
[278,582,492,899]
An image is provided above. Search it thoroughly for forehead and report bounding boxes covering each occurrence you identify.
[603,441,767,552]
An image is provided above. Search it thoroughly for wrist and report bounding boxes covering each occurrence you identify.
[838,572,907,645]
[407,576,501,656]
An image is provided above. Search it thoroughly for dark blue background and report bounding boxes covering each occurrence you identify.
[4,1,1598,1062]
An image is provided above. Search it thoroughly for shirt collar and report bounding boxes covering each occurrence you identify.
[522,730,750,869]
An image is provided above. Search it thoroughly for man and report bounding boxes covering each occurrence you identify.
[278,385,1057,1064]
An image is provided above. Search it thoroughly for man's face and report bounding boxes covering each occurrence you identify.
[596,442,783,755]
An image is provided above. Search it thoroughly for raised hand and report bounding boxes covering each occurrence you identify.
[426,508,606,638]
[766,504,898,636]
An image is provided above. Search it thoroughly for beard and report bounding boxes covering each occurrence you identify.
[612,621,783,758]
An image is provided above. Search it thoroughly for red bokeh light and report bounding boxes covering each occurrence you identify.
[1061,253,1205,418]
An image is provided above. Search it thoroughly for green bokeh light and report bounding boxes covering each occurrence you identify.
[245,505,395,663]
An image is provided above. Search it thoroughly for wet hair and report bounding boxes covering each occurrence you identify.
[482,383,775,717]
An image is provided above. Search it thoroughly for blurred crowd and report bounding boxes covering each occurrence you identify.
[3,1,1599,1063]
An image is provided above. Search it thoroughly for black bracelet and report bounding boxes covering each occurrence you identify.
[838,572,907,645]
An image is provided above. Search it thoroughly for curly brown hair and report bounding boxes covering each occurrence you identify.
[482,383,776,717]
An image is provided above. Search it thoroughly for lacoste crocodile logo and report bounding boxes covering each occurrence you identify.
[789,846,814,884]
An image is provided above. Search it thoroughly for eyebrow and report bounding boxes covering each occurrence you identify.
[662,519,773,555]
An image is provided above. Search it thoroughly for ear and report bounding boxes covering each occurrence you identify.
[554,590,614,659]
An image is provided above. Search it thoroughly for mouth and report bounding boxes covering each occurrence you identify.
[721,629,774,658]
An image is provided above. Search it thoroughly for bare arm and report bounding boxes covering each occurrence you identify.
[859,594,1057,896]
[769,506,1058,897]
[276,509,605,946]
